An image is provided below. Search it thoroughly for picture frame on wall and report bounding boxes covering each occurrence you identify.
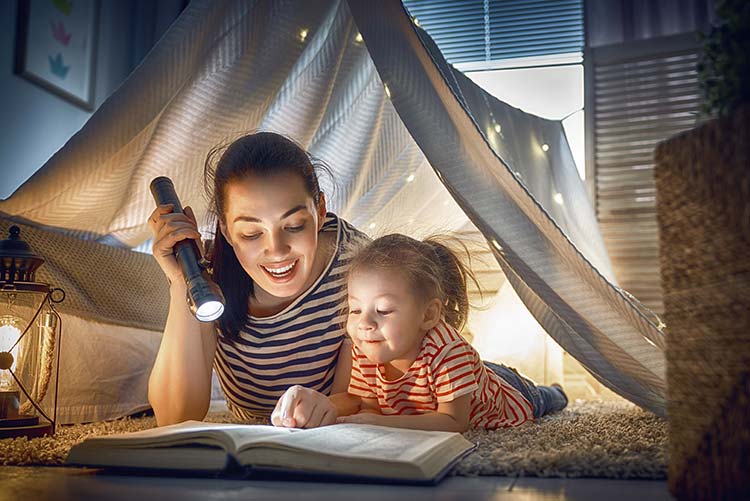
[15,0,100,110]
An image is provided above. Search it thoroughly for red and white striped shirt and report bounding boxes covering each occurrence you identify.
[348,320,533,429]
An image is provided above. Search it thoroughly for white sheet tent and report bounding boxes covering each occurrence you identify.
[0,0,666,423]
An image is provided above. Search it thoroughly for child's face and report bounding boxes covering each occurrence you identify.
[220,172,326,300]
[346,268,436,369]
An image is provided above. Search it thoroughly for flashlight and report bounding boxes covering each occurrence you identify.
[149,177,225,322]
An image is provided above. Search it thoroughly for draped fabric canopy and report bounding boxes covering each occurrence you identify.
[0,0,666,416]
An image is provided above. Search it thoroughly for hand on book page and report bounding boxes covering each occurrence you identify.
[271,385,338,428]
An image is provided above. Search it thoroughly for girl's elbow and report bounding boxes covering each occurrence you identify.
[455,419,470,433]
[437,413,469,432]
[450,413,470,432]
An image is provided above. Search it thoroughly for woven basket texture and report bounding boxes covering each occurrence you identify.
[654,105,750,500]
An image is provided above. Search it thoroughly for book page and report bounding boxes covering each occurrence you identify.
[74,421,293,453]
[216,424,295,451]
[239,424,456,463]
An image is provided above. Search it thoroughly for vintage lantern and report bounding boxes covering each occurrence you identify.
[0,225,64,438]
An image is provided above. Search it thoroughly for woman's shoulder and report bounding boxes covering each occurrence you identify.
[324,212,370,256]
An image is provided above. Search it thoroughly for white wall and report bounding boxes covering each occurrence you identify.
[466,64,585,180]
[0,0,183,200]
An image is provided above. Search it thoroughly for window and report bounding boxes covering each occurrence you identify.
[402,0,583,66]
[403,0,586,179]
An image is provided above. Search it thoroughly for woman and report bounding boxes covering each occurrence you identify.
[147,132,368,426]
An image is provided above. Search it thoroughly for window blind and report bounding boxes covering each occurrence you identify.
[589,34,704,314]
[402,0,583,65]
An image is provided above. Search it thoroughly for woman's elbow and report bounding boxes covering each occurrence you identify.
[152,401,209,427]
[149,387,209,426]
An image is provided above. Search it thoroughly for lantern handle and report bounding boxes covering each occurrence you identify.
[50,288,65,304]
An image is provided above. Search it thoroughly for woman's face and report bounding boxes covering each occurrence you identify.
[220,171,326,300]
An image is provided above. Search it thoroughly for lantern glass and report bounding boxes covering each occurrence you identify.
[0,288,61,436]
[0,317,22,390]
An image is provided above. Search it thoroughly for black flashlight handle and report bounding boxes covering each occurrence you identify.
[149,177,204,283]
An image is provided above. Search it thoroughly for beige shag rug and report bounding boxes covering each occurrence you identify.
[0,400,666,479]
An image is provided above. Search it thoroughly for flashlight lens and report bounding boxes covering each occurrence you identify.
[196,301,224,322]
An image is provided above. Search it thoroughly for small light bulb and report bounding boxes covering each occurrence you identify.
[355,32,363,43]
[369,222,376,230]
[494,124,501,133]
[406,174,415,183]
[413,17,421,27]
[541,143,549,152]
[384,84,391,98]
[299,28,309,41]
[491,239,503,252]
[0,322,21,390]
[553,193,564,205]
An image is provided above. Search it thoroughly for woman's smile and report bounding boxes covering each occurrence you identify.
[260,259,299,281]
[221,171,329,302]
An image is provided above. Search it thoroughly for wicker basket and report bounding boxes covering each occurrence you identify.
[654,105,750,500]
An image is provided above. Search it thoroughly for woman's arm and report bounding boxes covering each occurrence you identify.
[337,394,472,432]
[148,282,216,426]
[147,204,216,426]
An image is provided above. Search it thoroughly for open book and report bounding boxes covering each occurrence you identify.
[66,421,475,484]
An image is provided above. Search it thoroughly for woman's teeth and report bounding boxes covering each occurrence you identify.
[262,260,297,277]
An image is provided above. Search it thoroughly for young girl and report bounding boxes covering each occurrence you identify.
[147,132,368,426]
[276,234,567,431]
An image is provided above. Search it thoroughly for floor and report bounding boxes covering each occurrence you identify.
[2,466,673,500]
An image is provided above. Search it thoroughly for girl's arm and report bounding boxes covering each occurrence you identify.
[338,394,472,432]
[358,397,382,414]
[327,338,361,417]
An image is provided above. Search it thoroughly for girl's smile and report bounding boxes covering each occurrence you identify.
[346,268,440,375]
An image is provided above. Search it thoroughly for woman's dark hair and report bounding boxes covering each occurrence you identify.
[204,131,326,339]
[348,234,478,331]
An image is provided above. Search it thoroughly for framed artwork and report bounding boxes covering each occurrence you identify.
[15,0,100,110]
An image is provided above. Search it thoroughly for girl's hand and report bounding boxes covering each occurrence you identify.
[336,412,382,426]
[148,204,203,285]
[271,385,337,428]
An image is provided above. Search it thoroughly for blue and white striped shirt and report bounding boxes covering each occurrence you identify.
[214,213,368,420]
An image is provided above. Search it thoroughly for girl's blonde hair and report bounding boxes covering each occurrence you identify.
[349,234,478,331]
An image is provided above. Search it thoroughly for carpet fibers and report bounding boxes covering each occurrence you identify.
[0,400,666,479]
